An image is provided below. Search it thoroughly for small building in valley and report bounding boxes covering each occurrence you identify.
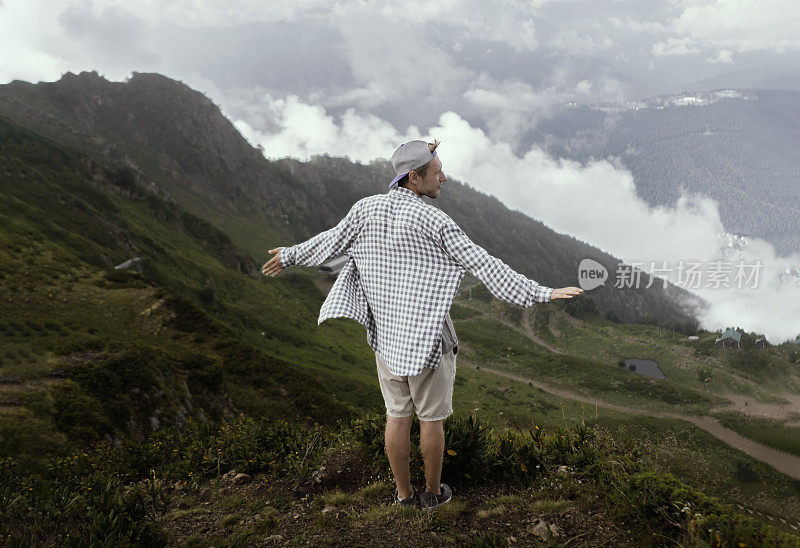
[715,329,741,348]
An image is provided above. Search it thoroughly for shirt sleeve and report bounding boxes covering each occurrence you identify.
[438,218,554,306]
[279,199,365,268]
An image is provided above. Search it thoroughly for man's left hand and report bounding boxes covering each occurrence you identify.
[550,287,584,300]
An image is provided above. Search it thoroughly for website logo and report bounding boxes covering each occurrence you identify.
[578,258,608,290]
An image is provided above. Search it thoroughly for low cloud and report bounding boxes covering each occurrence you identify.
[0,0,67,83]
[549,29,614,56]
[232,94,420,161]
[707,49,734,64]
[672,0,800,54]
[652,37,701,57]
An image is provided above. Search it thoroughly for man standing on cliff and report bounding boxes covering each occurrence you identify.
[261,139,584,510]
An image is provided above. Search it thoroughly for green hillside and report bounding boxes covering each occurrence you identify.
[0,115,386,461]
[2,110,800,544]
[0,70,705,329]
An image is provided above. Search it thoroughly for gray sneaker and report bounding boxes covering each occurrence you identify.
[393,485,417,507]
[419,483,452,510]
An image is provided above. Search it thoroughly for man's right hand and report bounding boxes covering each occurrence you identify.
[262,248,285,277]
[550,287,584,300]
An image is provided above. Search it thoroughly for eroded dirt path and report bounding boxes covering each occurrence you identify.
[522,307,565,355]
[460,357,800,481]
[709,392,800,421]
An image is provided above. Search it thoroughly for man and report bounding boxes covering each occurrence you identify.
[261,139,584,510]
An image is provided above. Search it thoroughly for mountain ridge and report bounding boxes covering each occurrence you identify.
[0,70,704,329]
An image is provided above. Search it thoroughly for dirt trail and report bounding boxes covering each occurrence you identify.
[517,308,565,355]
[710,392,800,421]
[498,309,800,418]
[461,359,800,481]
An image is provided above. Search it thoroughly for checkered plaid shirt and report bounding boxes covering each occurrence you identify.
[279,185,554,376]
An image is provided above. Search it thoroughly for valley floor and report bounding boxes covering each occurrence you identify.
[458,354,800,481]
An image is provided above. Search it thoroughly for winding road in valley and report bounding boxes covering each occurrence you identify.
[460,358,800,481]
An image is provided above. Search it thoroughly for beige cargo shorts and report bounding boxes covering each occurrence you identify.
[375,348,457,422]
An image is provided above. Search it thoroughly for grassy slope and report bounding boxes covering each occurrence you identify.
[443,293,800,524]
[2,115,800,535]
[451,291,800,411]
[0,116,385,466]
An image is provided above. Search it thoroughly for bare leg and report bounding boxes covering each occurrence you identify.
[385,415,413,499]
[419,419,444,495]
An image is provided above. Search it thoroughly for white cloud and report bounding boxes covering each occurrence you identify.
[462,74,603,144]
[549,29,613,55]
[332,8,471,109]
[672,0,800,54]
[426,112,800,343]
[231,93,419,161]
[56,4,161,71]
[652,37,701,57]
[0,0,68,83]
[707,49,733,64]
[379,0,539,52]
[609,16,669,35]
[55,0,331,27]
[688,242,800,343]
[51,0,540,52]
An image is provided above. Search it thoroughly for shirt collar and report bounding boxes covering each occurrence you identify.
[390,185,424,203]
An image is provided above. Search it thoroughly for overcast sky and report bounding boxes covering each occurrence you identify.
[3,0,800,341]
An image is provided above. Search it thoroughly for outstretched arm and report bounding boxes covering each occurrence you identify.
[262,199,365,277]
[439,219,583,304]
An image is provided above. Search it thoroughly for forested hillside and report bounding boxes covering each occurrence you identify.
[526,90,800,256]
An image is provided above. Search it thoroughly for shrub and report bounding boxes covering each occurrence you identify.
[101,268,147,288]
[49,381,116,444]
[179,351,224,391]
[443,414,493,487]
[163,293,221,334]
[0,456,168,545]
[346,412,592,490]
[64,345,163,397]
[49,335,105,355]
[695,365,713,383]
[732,459,759,482]
[563,294,597,318]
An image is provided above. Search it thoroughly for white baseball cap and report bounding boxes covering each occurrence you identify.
[388,140,438,188]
